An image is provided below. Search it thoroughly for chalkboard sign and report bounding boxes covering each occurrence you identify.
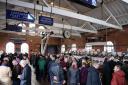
[39,16,53,26]
[6,9,35,23]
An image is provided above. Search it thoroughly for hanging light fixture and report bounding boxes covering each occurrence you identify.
[29,23,35,28]
[22,29,26,33]
[18,23,26,28]
[50,2,54,5]
[38,26,45,30]
[18,23,26,33]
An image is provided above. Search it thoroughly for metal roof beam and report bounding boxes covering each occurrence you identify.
[64,0,78,11]
[0,16,97,33]
[42,0,50,7]
[81,22,97,31]
[0,0,122,30]
[103,4,122,27]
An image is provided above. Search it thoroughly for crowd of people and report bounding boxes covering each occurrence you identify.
[31,53,128,85]
[0,52,31,85]
[0,52,128,85]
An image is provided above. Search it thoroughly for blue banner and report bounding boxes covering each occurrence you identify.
[39,16,53,26]
[6,9,35,23]
[68,0,97,8]
[81,0,97,6]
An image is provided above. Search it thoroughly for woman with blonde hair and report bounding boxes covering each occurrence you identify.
[0,60,12,85]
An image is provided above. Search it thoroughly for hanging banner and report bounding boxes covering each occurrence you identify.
[68,0,97,8]
[6,9,35,23]
[39,16,53,26]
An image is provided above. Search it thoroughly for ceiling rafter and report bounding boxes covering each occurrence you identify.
[0,0,122,30]
[63,0,78,11]
[0,16,97,33]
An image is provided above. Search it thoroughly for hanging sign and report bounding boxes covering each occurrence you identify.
[39,16,53,26]
[6,9,35,23]
[68,0,97,8]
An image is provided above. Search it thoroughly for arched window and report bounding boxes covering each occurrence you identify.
[85,44,92,52]
[61,45,65,53]
[6,42,15,54]
[104,41,114,53]
[71,44,77,51]
[21,43,29,54]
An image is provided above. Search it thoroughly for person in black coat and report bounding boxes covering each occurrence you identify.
[80,62,88,85]
[86,62,101,85]
[102,57,116,85]
[19,60,31,85]
[12,59,21,85]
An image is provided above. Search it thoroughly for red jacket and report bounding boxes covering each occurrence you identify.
[111,70,126,85]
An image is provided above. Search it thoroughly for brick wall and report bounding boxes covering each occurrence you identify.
[0,32,61,53]
[61,36,86,50]
[0,25,128,53]
[91,25,128,52]
[0,32,41,53]
[107,25,128,52]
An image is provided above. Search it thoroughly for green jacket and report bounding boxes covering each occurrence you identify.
[38,58,46,71]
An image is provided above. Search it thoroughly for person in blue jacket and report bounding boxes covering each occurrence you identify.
[67,62,79,85]
[19,60,31,85]
[86,62,101,85]
[48,55,65,85]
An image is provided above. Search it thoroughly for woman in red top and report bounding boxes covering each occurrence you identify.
[111,65,126,85]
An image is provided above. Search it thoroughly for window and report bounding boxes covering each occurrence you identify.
[71,44,77,51]
[85,44,92,52]
[21,43,29,54]
[61,45,65,53]
[6,42,15,54]
[104,41,114,53]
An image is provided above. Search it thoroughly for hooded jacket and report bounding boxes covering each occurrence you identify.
[111,70,126,85]
[86,66,101,85]
[67,67,79,84]
[48,60,64,83]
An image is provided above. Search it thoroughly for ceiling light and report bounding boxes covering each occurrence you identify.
[22,29,26,33]
[18,23,26,28]
[29,23,35,28]
[51,2,54,5]
[38,26,45,30]
[122,0,128,3]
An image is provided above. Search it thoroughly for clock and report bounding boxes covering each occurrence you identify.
[63,31,71,38]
